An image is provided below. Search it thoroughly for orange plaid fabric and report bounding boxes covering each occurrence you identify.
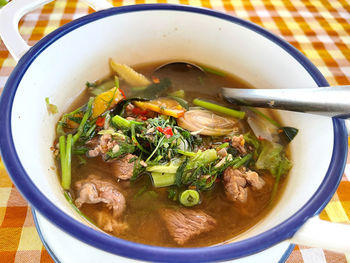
[0,0,349,262]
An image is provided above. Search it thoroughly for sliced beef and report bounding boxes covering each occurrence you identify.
[217,147,228,158]
[223,167,265,203]
[87,134,119,158]
[245,169,265,190]
[231,135,247,155]
[160,208,216,245]
[223,168,248,202]
[74,174,126,218]
[111,153,137,180]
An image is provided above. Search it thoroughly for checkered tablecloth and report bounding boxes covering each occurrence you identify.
[0,0,349,262]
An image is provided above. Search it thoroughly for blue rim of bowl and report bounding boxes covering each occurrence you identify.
[0,4,347,263]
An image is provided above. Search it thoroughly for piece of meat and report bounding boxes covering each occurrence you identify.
[160,208,216,245]
[223,168,248,202]
[111,153,137,180]
[217,147,228,158]
[231,135,247,154]
[245,169,265,190]
[223,167,265,203]
[87,134,118,158]
[94,210,128,234]
[75,174,126,218]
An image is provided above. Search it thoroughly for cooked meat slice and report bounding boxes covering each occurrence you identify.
[223,167,265,203]
[245,170,265,190]
[160,208,216,245]
[111,154,137,180]
[75,174,126,218]
[231,135,247,154]
[87,134,118,158]
[217,147,228,158]
[94,210,128,234]
[223,168,248,203]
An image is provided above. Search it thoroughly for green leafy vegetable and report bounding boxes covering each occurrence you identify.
[281,126,299,142]
[111,115,143,130]
[167,188,179,201]
[105,142,136,159]
[255,140,292,178]
[72,97,94,144]
[175,157,189,187]
[0,0,8,8]
[131,78,171,99]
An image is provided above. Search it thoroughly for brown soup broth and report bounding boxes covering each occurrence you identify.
[62,61,289,247]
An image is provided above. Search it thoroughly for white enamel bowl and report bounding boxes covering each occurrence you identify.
[0,0,349,262]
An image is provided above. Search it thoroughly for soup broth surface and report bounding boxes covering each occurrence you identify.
[59,61,289,247]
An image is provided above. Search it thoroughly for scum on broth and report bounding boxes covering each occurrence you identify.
[58,61,290,247]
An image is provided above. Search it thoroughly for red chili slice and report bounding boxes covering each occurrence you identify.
[96,117,105,127]
[163,127,173,138]
[118,88,126,99]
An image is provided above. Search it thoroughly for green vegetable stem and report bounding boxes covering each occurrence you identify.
[193,98,245,119]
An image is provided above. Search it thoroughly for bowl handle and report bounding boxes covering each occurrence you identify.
[290,216,350,253]
[0,0,113,62]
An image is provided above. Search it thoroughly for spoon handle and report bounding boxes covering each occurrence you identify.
[221,85,350,118]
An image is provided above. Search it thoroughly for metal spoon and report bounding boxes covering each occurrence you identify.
[152,61,205,76]
[153,61,350,118]
[221,86,350,118]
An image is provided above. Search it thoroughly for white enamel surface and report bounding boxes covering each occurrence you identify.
[290,217,350,253]
[0,0,112,61]
[35,210,292,263]
[5,6,346,260]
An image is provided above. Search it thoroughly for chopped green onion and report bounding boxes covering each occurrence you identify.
[151,172,176,187]
[111,115,143,130]
[232,153,252,169]
[177,149,196,157]
[179,189,200,207]
[193,98,245,119]
[216,142,229,151]
[62,134,72,190]
[59,135,66,184]
[114,76,119,89]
